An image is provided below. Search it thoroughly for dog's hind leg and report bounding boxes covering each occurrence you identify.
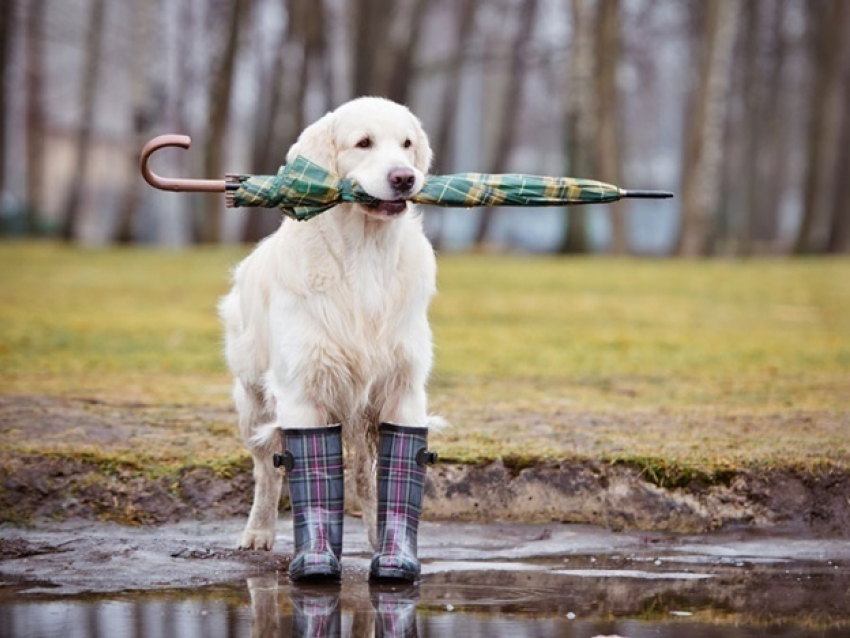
[235,381,282,551]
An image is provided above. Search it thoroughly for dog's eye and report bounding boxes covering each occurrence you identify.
[356,137,372,149]
[403,138,412,149]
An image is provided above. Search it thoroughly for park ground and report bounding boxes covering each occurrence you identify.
[0,242,848,533]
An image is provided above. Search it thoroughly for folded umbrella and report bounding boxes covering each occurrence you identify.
[140,134,673,221]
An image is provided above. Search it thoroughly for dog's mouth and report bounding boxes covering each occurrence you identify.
[364,200,408,216]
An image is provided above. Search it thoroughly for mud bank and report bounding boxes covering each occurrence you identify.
[427,459,850,533]
[1,452,848,534]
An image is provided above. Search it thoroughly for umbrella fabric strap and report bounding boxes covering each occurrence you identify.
[227,155,624,222]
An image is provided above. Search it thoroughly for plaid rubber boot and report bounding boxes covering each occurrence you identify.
[369,423,437,582]
[277,425,344,581]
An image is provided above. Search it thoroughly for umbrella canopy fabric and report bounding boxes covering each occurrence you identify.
[229,155,630,221]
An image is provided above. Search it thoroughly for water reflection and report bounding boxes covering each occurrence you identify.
[288,582,343,637]
[370,584,418,638]
[3,564,850,637]
[248,577,420,638]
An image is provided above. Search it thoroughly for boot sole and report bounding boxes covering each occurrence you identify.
[290,567,342,582]
[369,567,419,583]
[288,550,343,582]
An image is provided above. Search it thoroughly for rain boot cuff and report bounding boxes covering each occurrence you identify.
[379,422,429,435]
[275,424,342,469]
[282,423,342,436]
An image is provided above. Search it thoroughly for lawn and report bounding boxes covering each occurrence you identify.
[1,242,848,476]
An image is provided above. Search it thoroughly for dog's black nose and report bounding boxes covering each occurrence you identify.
[388,168,416,193]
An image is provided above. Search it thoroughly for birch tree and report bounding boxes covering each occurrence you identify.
[115,0,156,243]
[61,0,107,241]
[198,0,253,243]
[826,53,850,254]
[594,0,626,254]
[748,0,789,252]
[25,0,47,233]
[474,0,540,248]
[794,0,850,254]
[0,0,13,200]
[558,0,595,254]
[675,0,739,257]
[352,0,431,102]
[427,0,481,249]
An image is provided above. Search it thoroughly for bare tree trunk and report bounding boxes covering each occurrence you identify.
[474,0,540,249]
[558,0,595,255]
[115,0,155,243]
[675,0,739,256]
[385,0,431,104]
[61,0,107,242]
[245,0,335,243]
[198,0,252,244]
[734,0,761,255]
[295,0,331,115]
[595,0,627,254]
[0,0,14,199]
[795,0,850,254]
[433,0,479,173]
[25,0,46,234]
[250,14,286,173]
[749,0,788,252]
[826,10,850,254]
[243,0,289,243]
[172,0,193,135]
[429,0,480,250]
[352,0,430,102]
[353,0,394,96]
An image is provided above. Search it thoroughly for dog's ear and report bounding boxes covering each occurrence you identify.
[286,111,337,172]
[413,117,433,175]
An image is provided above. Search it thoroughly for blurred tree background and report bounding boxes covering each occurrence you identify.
[0,0,848,255]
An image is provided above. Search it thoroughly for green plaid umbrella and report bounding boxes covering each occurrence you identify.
[225,155,672,221]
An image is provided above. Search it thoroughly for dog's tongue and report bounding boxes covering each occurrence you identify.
[376,200,407,215]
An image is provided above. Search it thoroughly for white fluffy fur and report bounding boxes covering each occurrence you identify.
[219,97,440,551]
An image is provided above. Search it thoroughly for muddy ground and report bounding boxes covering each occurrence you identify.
[2,395,850,632]
[1,394,849,536]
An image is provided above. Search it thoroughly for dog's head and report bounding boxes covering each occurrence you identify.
[286,97,432,220]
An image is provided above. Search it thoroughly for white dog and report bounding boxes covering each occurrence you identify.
[219,97,438,553]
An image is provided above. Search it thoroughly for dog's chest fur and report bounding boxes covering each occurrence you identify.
[284,209,435,416]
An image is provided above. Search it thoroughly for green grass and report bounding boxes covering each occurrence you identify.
[0,242,241,403]
[1,242,848,474]
[432,255,849,406]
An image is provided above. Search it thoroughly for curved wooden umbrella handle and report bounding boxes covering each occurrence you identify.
[139,134,226,193]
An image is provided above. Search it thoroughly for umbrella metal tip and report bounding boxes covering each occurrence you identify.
[622,189,674,199]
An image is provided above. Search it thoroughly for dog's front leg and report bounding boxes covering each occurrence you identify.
[232,381,282,551]
[241,451,282,551]
[240,384,326,551]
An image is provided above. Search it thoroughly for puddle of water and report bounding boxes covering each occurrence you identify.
[3,519,849,636]
[2,563,849,638]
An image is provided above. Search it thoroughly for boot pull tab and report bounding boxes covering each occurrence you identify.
[273,451,295,471]
[273,428,294,470]
[416,448,438,467]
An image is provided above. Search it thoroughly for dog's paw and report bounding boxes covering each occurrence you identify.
[239,528,276,551]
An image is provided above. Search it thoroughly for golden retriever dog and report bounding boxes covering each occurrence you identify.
[219,97,440,556]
